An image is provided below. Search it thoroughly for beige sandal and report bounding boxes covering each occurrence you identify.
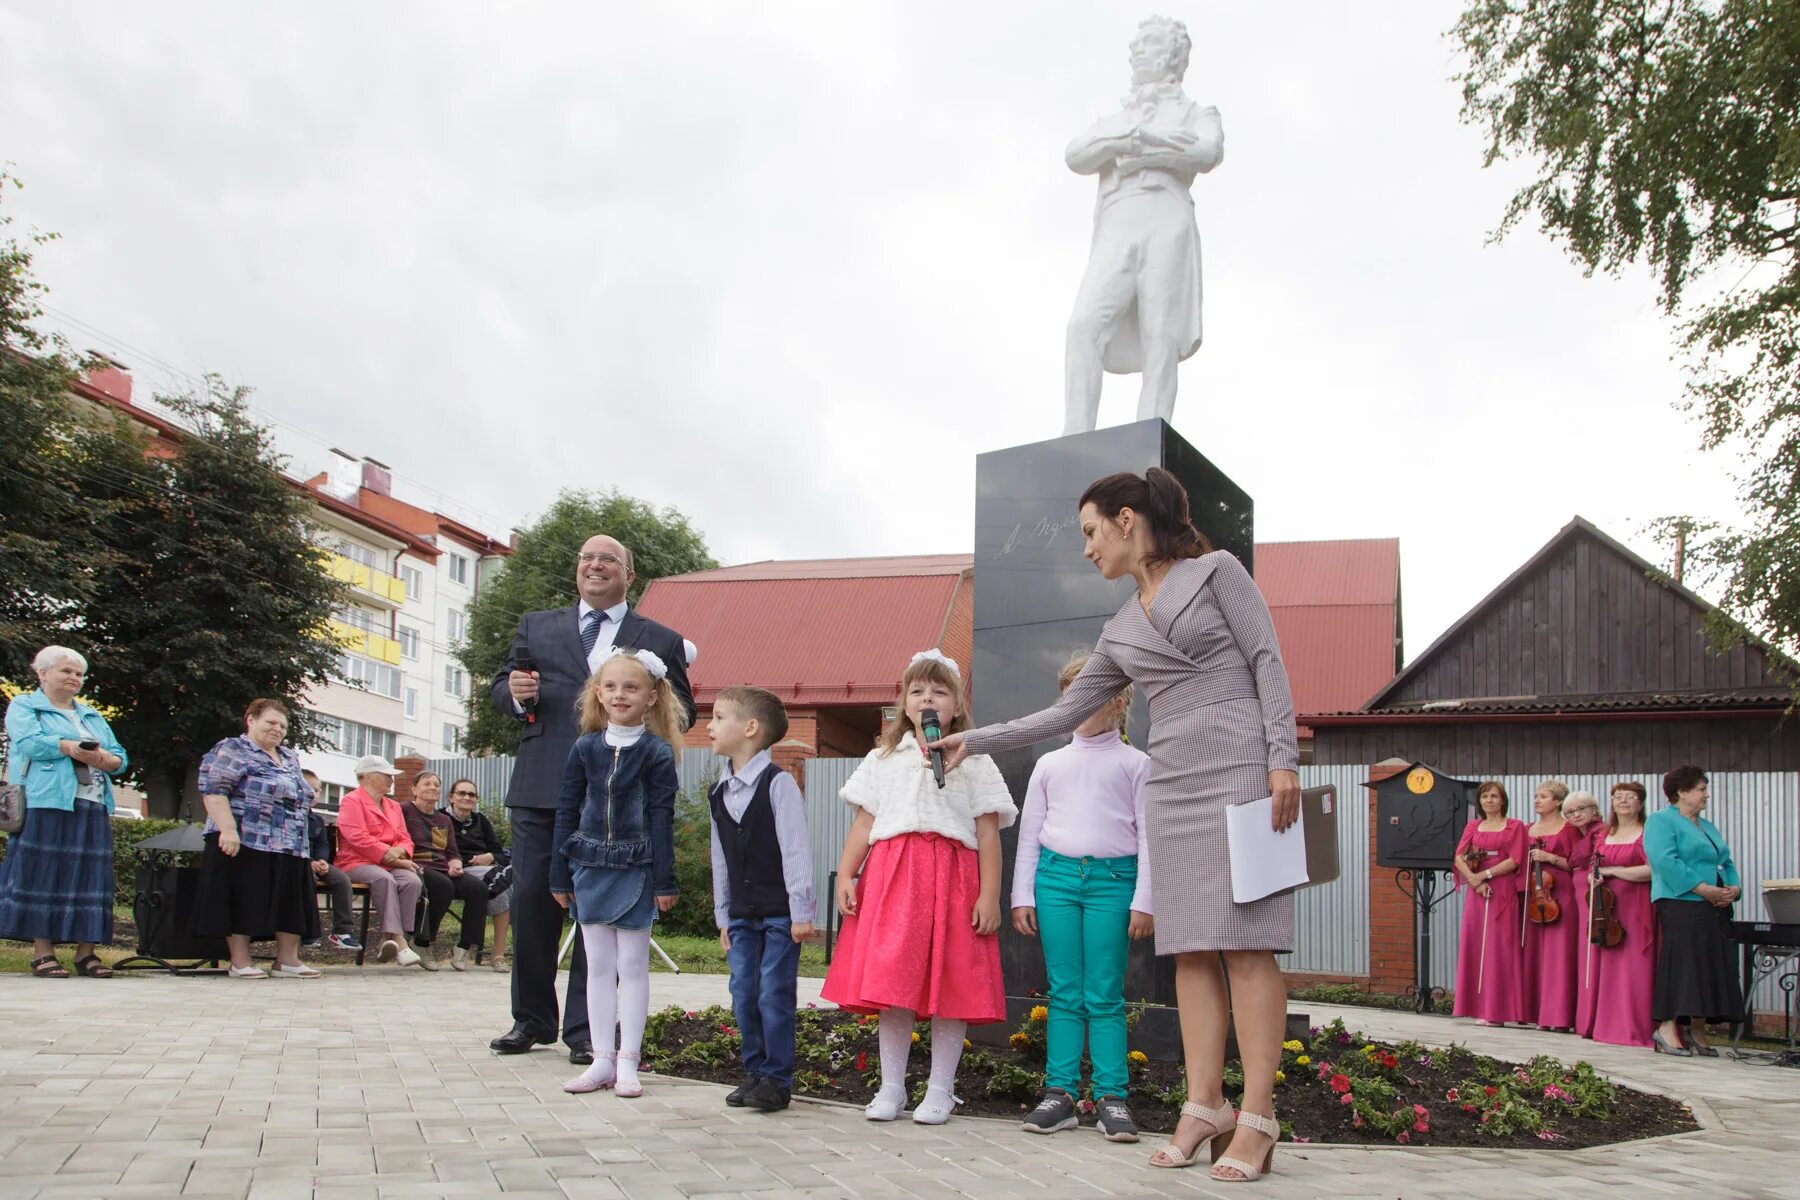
[1210,1109,1278,1182]
[1148,1099,1236,1168]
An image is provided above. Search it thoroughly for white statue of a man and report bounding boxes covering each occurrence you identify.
[1063,16,1223,435]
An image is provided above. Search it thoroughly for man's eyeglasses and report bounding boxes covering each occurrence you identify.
[578,552,627,568]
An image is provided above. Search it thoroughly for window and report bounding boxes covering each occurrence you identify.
[335,653,402,699]
[444,664,466,698]
[334,605,379,634]
[400,744,424,760]
[337,540,379,569]
[400,565,424,600]
[405,688,418,720]
[311,782,347,812]
[309,711,398,761]
[441,722,461,752]
[398,625,421,661]
[446,608,466,642]
[449,553,470,585]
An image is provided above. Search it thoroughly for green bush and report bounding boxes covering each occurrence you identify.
[111,817,193,904]
[660,787,718,938]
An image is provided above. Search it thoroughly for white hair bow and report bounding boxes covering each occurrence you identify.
[910,648,960,677]
[607,646,669,681]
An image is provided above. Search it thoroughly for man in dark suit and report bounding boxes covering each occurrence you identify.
[487,533,695,1061]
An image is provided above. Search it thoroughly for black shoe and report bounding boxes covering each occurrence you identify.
[726,1076,758,1107]
[1021,1087,1078,1134]
[1094,1095,1139,1142]
[744,1077,790,1112]
[489,1027,554,1055]
[568,1043,595,1066]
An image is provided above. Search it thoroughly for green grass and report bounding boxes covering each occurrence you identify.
[639,932,830,978]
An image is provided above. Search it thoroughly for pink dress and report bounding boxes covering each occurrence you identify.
[1587,834,1657,1047]
[822,832,1006,1023]
[1521,822,1582,1029]
[1571,824,1605,1036]
[1452,819,1527,1024]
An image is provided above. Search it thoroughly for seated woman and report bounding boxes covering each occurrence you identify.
[192,699,320,978]
[403,772,490,971]
[0,645,129,979]
[334,756,427,969]
[445,778,512,972]
[1644,765,1744,1056]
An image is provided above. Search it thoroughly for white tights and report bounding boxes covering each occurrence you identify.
[577,923,652,1085]
[876,1007,967,1098]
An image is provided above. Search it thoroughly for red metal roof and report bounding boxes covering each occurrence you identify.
[1254,539,1402,734]
[639,557,971,706]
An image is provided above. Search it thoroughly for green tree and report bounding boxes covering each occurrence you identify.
[1452,0,1800,668]
[457,489,716,755]
[0,171,143,673]
[83,379,350,816]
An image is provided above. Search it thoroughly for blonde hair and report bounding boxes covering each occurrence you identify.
[876,655,971,757]
[1059,651,1130,731]
[1537,779,1570,804]
[577,655,688,746]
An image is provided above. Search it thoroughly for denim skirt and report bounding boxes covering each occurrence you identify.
[0,799,116,945]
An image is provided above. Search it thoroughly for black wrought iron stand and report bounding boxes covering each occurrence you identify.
[110,829,227,974]
[1395,868,1459,1013]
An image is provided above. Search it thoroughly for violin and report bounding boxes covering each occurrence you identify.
[1526,837,1560,925]
[1462,844,1484,874]
[1588,860,1623,947]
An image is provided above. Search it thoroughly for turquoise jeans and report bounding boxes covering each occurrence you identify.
[1035,847,1136,1098]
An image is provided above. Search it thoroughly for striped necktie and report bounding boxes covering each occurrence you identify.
[581,610,607,658]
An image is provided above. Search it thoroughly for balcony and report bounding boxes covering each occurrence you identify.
[329,619,403,665]
[326,552,407,608]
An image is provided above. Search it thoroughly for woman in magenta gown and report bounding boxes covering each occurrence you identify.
[1587,782,1657,1047]
[1564,792,1605,1036]
[1453,782,1527,1025]
[1521,780,1581,1030]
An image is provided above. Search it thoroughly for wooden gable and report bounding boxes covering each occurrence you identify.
[1366,517,1792,710]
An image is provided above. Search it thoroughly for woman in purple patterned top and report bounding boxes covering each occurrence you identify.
[191,698,321,978]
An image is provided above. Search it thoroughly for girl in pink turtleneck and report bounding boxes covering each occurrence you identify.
[1011,652,1154,1143]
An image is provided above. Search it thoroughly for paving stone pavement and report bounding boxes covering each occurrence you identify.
[0,965,1795,1199]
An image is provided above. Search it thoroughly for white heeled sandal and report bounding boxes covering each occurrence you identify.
[1210,1109,1279,1182]
[1148,1099,1236,1168]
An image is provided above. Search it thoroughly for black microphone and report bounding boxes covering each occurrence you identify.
[921,707,946,789]
[515,646,538,725]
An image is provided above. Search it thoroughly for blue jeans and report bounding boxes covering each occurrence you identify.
[1035,847,1136,1098]
[726,916,802,1086]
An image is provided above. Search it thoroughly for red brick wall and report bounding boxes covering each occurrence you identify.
[1366,762,1416,995]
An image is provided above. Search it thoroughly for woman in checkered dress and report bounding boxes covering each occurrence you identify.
[936,468,1299,1183]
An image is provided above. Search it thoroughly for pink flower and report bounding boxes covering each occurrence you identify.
[1413,1118,1430,1132]
[1413,1104,1429,1116]
[1329,1074,1351,1094]
[1395,1131,1410,1144]
[1340,1093,1353,1106]
[1352,1113,1364,1127]
[1461,1104,1478,1114]
[684,1010,697,1018]
[1445,1088,1459,1102]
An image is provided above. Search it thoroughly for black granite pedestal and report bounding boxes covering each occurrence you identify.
[970,419,1253,1044]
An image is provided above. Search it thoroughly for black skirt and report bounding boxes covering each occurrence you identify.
[1652,898,1745,1024]
[190,833,320,940]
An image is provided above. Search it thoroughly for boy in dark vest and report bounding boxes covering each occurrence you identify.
[708,686,815,1112]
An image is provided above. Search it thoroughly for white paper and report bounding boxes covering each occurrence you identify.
[1225,795,1310,904]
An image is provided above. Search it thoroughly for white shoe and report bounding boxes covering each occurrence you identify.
[451,946,470,971]
[912,1086,958,1125]
[864,1083,906,1122]
[272,963,321,978]
[227,964,267,979]
[378,939,400,963]
[395,946,422,968]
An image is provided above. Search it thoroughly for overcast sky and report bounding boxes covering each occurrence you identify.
[2,1,1744,662]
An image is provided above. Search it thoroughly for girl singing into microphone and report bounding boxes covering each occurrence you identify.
[820,650,1017,1126]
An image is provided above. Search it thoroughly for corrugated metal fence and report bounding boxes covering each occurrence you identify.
[427,748,720,807]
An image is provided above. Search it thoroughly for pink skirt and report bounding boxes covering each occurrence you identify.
[821,832,1005,1024]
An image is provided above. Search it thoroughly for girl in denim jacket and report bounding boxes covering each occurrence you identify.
[551,647,686,1097]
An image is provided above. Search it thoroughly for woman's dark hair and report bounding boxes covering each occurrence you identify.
[412,770,441,789]
[1477,781,1508,815]
[244,697,288,722]
[1078,468,1213,563]
[1663,764,1707,802]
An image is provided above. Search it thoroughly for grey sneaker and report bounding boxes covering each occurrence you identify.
[1094,1095,1139,1142]
[1021,1087,1078,1134]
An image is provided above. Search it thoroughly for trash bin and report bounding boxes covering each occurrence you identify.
[116,824,228,971]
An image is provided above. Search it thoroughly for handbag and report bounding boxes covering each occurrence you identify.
[0,709,47,835]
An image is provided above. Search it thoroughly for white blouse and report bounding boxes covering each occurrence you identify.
[841,732,1017,850]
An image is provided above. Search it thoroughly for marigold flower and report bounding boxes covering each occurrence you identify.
[910,1031,920,1044]
[1029,1005,1048,1022]
[1295,1055,1310,1066]
[1282,1039,1303,1052]
[1274,1070,1285,1084]
[1128,1050,1149,1065]
[963,1039,971,1049]
[1009,1031,1030,1047]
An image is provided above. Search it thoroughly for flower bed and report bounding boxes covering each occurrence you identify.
[640,1006,1697,1150]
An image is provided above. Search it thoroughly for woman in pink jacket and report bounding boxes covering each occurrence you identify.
[333,755,427,968]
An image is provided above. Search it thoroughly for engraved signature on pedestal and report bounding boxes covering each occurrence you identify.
[998,515,1079,557]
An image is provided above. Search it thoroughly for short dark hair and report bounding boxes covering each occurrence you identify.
[1079,468,1214,565]
[245,697,288,722]
[1477,781,1508,814]
[1663,764,1707,802]
[717,686,788,750]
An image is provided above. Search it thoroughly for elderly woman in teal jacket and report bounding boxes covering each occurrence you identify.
[1643,764,1744,1057]
[1,646,129,978]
